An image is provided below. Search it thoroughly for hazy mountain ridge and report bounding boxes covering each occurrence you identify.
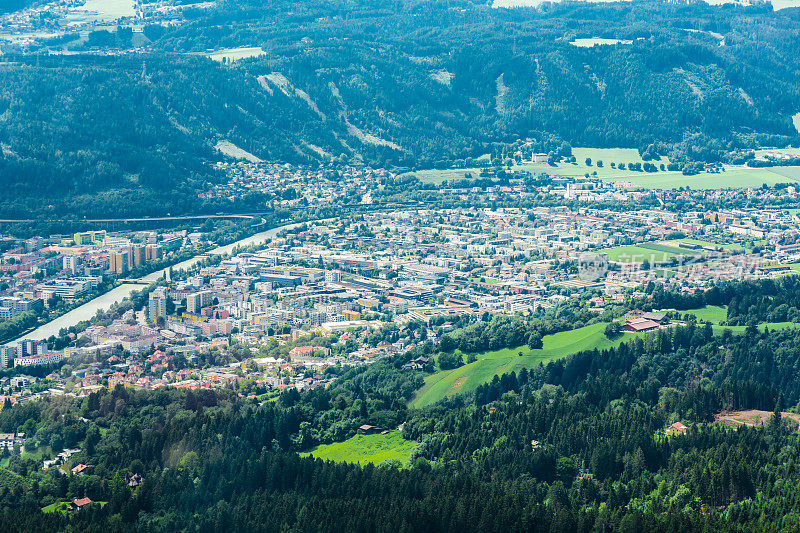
[0,0,799,214]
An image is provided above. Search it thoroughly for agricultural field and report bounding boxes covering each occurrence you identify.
[300,432,417,467]
[764,166,800,181]
[752,147,800,158]
[67,0,134,24]
[597,167,794,189]
[411,322,643,408]
[404,147,797,189]
[206,47,266,62]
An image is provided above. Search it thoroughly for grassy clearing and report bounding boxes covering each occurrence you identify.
[683,305,799,330]
[468,277,501,284]
[715,410,800,429]
[412,323,643,408]
[300,432,417,466]
[0,445,52,468]
[684,305,728,324]
[42,501,71,515]
[712,323,798,335]
[570,38,633,47]
[601,242,705,263]
[42,500,107,515]
[207,47,266,62]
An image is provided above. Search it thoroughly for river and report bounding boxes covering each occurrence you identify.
[8,220,314,344]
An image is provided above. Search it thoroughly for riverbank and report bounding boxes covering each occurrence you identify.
[6,219,320,345]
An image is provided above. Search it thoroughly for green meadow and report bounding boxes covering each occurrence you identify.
[600,243,697,263]
[401,145,798,189]
[207,47,266,62]
[42,500,107,515]
[300,432,417,466]
[411,322,643,408]
[685,305,728,324]
[0,446,52,468]
[597,168,793,189]
[674,238,747,253]
[681,305,798,332]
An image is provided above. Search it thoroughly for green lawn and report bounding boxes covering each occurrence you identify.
[597,168,793,189]
[639,242,702,256]
[0,445,52,468]
[712,323,798,334]
[601,242,706,263]
[300,432,417,466]
[411,322,643,408]
[207,47,266,62]
[42,500,107,515]
[468,277,501,284]
[681,306,800,330]
[684,305,728,324]
[674,238,746,253]
[42,501,70,515]
[600,245,678,263]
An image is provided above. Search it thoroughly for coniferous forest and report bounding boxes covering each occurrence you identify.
[2,0,800,216]
[4,280,800,530]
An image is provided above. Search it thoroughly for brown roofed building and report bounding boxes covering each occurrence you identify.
[70,497,92,512]
[621,319,660,333]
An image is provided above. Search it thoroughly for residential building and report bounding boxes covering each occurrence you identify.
[109,250,128,274]
[149,288,168,321]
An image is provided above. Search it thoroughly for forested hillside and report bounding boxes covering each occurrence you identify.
[2,0,800,215]
[6,284,800,530]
